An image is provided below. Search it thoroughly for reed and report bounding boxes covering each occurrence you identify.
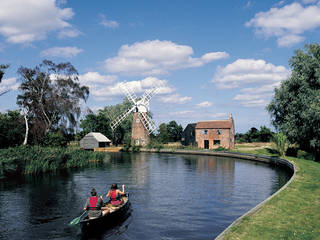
[0,146,108,179]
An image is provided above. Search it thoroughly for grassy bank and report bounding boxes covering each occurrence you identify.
[221,148,320,240]
[0,145,108,179]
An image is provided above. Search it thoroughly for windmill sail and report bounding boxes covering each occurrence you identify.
[138,112,156,133]
[110,106,135,131]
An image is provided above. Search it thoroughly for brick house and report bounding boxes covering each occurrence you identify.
[195,114,235,150]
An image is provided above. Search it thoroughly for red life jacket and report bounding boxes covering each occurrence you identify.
[89,196,99,210]
[110,190,121,205]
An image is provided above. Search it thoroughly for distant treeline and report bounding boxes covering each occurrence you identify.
[235,126,273,143]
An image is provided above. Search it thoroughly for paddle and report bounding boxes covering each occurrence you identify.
[69,210,88,226]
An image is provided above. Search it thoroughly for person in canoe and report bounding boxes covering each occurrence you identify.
[84,188,109,218]
[106,184,125,206]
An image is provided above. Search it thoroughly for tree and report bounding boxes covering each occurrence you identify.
[259,126,273,142]
[100,98,133,145]
[167,121,183,142]
[16,60,89,144]
[0,64,9,96]
[80,111,112,140]
[155,121,183,143]
[267,43,320,161]
[0,64,9,83]
[157,123,169,143]
[0,111,25,148]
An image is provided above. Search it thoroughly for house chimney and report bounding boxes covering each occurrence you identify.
[229,113,233,120]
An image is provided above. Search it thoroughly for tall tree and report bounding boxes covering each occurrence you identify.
[0,64,9,96]
[267,43,320,161]
[17,60,89,144]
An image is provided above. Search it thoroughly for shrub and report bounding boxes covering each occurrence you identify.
[214,146,227,151]
[297,150,314,161]
[272,132,288,157]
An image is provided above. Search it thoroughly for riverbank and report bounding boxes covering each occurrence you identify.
[141,148,320,239]
[0,146,108,179]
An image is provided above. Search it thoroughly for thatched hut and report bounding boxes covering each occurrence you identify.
[80,132,111,150]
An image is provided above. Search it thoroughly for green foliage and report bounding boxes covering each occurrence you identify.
[101,98,133,145]
[0,110,25,148]
[131,144,141,152]
[235,126,273,143]
[155,121,183,143]
[297,150,315,161]
[146,140,164,151]
[272,132,288,157]
[41,131,68,147]
[214,146,227,151]
[122,134,131,152]
[0,146,107,179]
[267,43,320,161]
[79,111,112,140]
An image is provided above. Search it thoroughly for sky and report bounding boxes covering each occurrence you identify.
[0,0,320,133]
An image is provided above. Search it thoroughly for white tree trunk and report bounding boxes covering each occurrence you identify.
[23,107,29,145]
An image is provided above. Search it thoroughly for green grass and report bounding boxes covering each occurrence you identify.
[222,149,320,240]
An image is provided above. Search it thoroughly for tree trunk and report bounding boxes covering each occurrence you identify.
[23,107,29,145]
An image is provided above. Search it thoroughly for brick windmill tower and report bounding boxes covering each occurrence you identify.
[110,82,160,146]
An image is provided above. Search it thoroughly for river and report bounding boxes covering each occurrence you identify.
[0,152,291,239]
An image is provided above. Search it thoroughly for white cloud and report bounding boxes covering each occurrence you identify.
[169,110,194,116]
[158,94,192,104]
[210,112,229,118]
[233,94,267,107]
[246,2,320,47]
[0,0,78,44]
[40,46,83,58]
[233,82,281,107]
[84,75,176,101]
[100,14,119,29]
[0,77,19,92]
[58,28,82,38]
[196,101,213,108]
[212,59,290,89]
[104,40,229,76]
[79,72,117,85]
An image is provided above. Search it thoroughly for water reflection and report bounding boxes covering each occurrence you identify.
[0,152,291,240]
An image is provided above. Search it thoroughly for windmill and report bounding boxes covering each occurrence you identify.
[110,82,161,146]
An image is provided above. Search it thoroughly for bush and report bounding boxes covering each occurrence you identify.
[41,132,68,147]
[272,133,288,157]
[214,146,227,151]
[297,150,314,161]
[132,144,141,152]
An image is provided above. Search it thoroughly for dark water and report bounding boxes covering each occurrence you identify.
[0,152,291,240]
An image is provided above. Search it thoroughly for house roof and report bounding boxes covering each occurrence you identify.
[83,132,111,142]
[196,120,232,129]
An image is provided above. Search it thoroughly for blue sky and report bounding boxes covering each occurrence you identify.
[1,0,320,133]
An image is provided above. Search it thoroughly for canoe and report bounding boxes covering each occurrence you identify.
[79,193,130,233]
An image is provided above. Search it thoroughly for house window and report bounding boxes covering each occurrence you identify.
[213,140,220,145]
[217,130,221,135]
[202,130,208,135]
